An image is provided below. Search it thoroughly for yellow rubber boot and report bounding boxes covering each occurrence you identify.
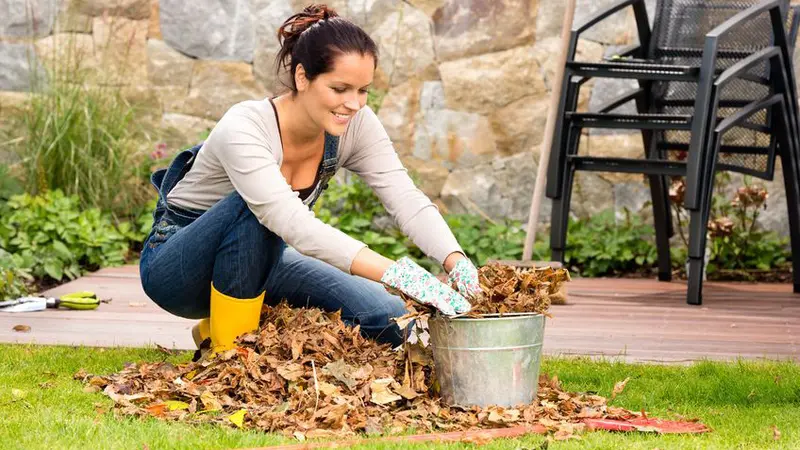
[209,283,265,352]
[191,318,210,348]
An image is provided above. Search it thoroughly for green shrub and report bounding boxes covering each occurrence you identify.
[367,89,387,114]
[313,176,548,271]
[0,190,132,282]
[670,177,790,277]
[314,176,412,260]
[0,249,34,300]
[444,214,546,266]
[10,80,145,213]
[564,209,658,277]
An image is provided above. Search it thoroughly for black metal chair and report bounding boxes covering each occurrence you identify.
[687,47,800,302]
[545,0,800,304]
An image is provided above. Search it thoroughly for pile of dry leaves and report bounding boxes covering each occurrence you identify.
[75,263,658,440]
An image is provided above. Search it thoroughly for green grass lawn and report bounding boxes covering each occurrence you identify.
[0,344,798,450]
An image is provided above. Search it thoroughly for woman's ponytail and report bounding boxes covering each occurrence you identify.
[273,4,377,92]
[276,4,338,75]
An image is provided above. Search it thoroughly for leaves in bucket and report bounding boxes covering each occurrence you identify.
[395,262,570,324]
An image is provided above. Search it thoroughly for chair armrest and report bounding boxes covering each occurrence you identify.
[715,47,784,89]
[715,94,782,134]
[567,0,651,77]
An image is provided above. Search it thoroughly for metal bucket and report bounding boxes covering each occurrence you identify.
[428,313,545,408]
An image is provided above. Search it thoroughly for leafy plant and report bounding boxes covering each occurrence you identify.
[5,28,154,215]
[314,176,412,260]
[10,81,143,213]
[444,214,546,266]
[564,209,658,277]
[669,176,790,277]
[313,176,549,272]
[0,190,132,282]
[0,248,34,300]
[367,89,387,114]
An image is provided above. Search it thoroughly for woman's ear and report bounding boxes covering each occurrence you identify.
[295,64,309,92]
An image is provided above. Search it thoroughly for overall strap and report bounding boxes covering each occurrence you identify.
[305,133,339,208]
[149,143,203,224]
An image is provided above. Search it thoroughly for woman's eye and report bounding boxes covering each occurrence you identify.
[359,89,369,95]
[332,87,346,93]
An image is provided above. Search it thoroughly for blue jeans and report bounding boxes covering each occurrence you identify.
[139,192,409,347]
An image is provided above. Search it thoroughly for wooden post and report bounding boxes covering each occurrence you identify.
[522,0,577,261]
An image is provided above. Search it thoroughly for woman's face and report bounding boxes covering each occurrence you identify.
[297,52,374,136]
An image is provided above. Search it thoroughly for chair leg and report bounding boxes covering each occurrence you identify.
[549,170,571,265]
[686,134,721,305]
[546,75,578,199]
[550,127,580,264]
[686,255,704,305]
[779,150,800,294]
[686,201,712,306]
[635,83,673,280]
[649,174,673,281]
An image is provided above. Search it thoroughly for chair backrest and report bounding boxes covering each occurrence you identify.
[648,0,791,59]
[648,1,799,179]
[649,0,795,109]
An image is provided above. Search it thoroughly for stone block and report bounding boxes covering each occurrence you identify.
[0,42,45,91]
[0,0,57,37]
[433,0,537,61]
[440,46,546,115]
[181,60,268,120]
[160,0,255,62]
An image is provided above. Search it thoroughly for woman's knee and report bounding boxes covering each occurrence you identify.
[213,193,285,297]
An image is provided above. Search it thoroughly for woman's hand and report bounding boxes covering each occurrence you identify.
[380,257,471,315]
[446,256,482,299]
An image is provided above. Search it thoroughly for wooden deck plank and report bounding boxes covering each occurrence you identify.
[1,266,797,363]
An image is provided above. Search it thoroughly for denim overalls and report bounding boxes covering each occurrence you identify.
[138,133,409,347]
[146,133,340,244]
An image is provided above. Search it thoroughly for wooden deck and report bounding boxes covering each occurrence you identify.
[1,265,797,364]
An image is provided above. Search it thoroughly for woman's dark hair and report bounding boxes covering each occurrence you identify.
[275,4,378,92]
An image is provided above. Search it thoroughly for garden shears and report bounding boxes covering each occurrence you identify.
[0,291,105,312]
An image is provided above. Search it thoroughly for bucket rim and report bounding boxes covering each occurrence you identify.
[431,312,545,322]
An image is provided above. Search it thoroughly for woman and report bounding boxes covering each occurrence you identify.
[139,4,481,353]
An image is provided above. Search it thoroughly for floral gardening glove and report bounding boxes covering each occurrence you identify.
[447,257,482,299]
[381,257,471,316]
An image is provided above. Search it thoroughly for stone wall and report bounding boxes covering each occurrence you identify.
[0,0,795,237]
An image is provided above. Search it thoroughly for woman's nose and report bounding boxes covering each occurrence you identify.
[344,98,360,111]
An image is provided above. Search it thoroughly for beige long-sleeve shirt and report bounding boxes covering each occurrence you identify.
[166,98,463,274]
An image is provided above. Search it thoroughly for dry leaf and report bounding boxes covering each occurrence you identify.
[611,377,631,400]
[12,325,30,332]
[200,390,222,411]
[228,409,247,428]
[317,382,339,397]
[370,378,402,405]
[145,403,167,417]
[128,302,146,307]
[322,360,358,391]
[164,400,189,411]
[277,363,305,381]
[772,425,781,440]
